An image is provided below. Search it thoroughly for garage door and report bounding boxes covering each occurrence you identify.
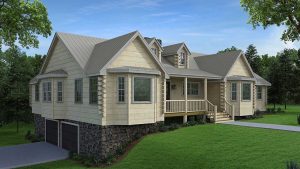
[61,122,79,153]
[45,120,59,146]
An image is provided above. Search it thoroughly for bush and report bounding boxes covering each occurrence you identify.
[25,130,44,142]
[287,161,300,169]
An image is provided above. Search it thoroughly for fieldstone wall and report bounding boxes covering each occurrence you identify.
[33,114,45,137]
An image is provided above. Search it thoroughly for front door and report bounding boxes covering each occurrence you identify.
[166,81,170,100]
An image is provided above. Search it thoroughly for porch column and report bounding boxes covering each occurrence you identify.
[204,78,207,100]
[184,77,188,123]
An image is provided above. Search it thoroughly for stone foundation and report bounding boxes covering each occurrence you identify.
[36,116,161,160]
[33,114,45,137]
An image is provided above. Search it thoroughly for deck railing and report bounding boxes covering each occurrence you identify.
[166,100,215,113]
[166,100,186,113]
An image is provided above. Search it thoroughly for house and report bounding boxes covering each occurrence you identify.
[29,31,271,159]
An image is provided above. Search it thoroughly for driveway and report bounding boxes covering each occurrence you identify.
[224,121,300,132]
[0,142,69,169]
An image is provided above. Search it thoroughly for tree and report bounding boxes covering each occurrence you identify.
[0,0,52,49]
[245,44,262,74]
[217,46,239,54]
[241,0,300,41]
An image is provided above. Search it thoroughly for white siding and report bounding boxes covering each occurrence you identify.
[228,56,252,77]
[255,86,267,111]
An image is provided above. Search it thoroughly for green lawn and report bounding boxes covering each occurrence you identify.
[22,124,300,169]
[244,104,300,126]
[0,122,34,147]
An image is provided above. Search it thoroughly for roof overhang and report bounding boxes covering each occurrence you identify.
[226,76,256,81]
[107,66,161,75]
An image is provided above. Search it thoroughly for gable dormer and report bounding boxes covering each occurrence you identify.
[162,43,191,69]
[144,37,163,62]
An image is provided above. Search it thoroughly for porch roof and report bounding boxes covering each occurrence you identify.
[226,75,256,81]
[164,65,221,79]
[29,69,68,84]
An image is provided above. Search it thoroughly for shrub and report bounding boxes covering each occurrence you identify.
[277,107,284,113]
[169,123,180,131]
[287,161,300,169]
[25,131,44,142]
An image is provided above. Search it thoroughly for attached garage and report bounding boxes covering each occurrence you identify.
[61,122,79,153]
[45,119,59,146]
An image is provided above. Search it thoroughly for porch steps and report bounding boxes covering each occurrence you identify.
[208,112,233,123]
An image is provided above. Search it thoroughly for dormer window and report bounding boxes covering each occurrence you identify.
[151,48,157,56]
[179,52,186,65]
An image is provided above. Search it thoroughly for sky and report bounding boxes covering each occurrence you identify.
[21,0,300,56]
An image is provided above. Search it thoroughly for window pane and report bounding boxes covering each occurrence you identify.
[134,77,151,102]
[118,77,125,102]
[75,79,83,103]
[57,82,63,102]
[257,86,262,99]
[242,83,251,100]
[231,83,237,101]
[89,77,98,104]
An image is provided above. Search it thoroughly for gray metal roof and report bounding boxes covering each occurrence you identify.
[85,31,138,75]
[57,32,106,69]
[227,75,256,81]
[164,65,221,79]
[194,50,243,77]
[107,66,161,75]
[144,37,155,44]
[254,73,271,86]
[162,43,184,56]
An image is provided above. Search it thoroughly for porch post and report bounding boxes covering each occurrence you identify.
[184,77,188,123]
[204,78,208,111]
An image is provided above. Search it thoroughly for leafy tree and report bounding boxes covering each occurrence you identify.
[0,0,52,49]
[217,46,239,54]
[241,0,300,41]
[245,44,262,74]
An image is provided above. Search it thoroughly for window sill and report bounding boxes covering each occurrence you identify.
[132,101,152,104]
[241,100,251,102]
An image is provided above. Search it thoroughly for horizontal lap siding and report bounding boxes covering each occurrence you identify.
[228,57,252,77]
[104,38,163,125]
[255,86,267,111]
[169,78,204,100]
[33,39,101,125]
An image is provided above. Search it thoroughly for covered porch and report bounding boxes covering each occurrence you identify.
[164,76,234,123]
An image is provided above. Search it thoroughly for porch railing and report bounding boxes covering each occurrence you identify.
[166,100,215,113]
[225,100,235,120]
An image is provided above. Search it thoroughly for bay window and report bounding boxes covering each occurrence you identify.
[133,77,152,102]
[242,83,251,101]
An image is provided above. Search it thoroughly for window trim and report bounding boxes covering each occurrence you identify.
[179,52,186,66]
[35,84,39,101]
[182,81,201,96]
[42,81,52,103]
[57,81,63,103]
[132,76,153,104]
[89,77,98,105]
[256,86,262,100]
[231,82,237,101]
[74,78,83,104]
[117,76,126,103]
[242,82,251,101]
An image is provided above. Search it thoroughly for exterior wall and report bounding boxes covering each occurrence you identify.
[169,77,204,100]
[226,81,254,116]
[34,114,45,137]
[104,37,164,125]
[177,47,189,69]
[150,42,162,61]
[207,81,220,111]
[227,56,252,77]
[255,86,268,111]
[32,39,101,125]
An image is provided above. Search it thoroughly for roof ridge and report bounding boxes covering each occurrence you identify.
[94,30,138,47]
[56,32,106,41]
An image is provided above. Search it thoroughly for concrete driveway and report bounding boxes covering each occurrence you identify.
[0,142,69,169]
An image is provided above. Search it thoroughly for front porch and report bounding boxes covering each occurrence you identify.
[164,76,234,123]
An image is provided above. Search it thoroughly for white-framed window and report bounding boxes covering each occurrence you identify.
[43,82,51,102]
[231,82,237,101]
[242,82,251,101]
[75,79,83,103]
[117,77,125,103]
[89,77,98,104]
[57,81,63,102]
[151,48,157,55]
[257,86,262,100]
[35,84,39,101]
[133,76,152,103]
[179,52,186,65]
[182,82,200,96]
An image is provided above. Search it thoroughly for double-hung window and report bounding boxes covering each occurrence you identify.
[75,79,83,103]
[133,77,152,102]
[89,77,98,104]
[35,84,39,101]
[43,82,51,102]
[179,52,186,65]
[183,82,200,96]
[57,81,63,102]
[151,48,157,56]
[242,83,251,101]
[117,77,125,102]
[257,86,262,100]
[231,82,237,101]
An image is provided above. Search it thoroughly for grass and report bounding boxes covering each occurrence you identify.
[0,122,34,147]
[21,124,300,169]
[244,104,300,126]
